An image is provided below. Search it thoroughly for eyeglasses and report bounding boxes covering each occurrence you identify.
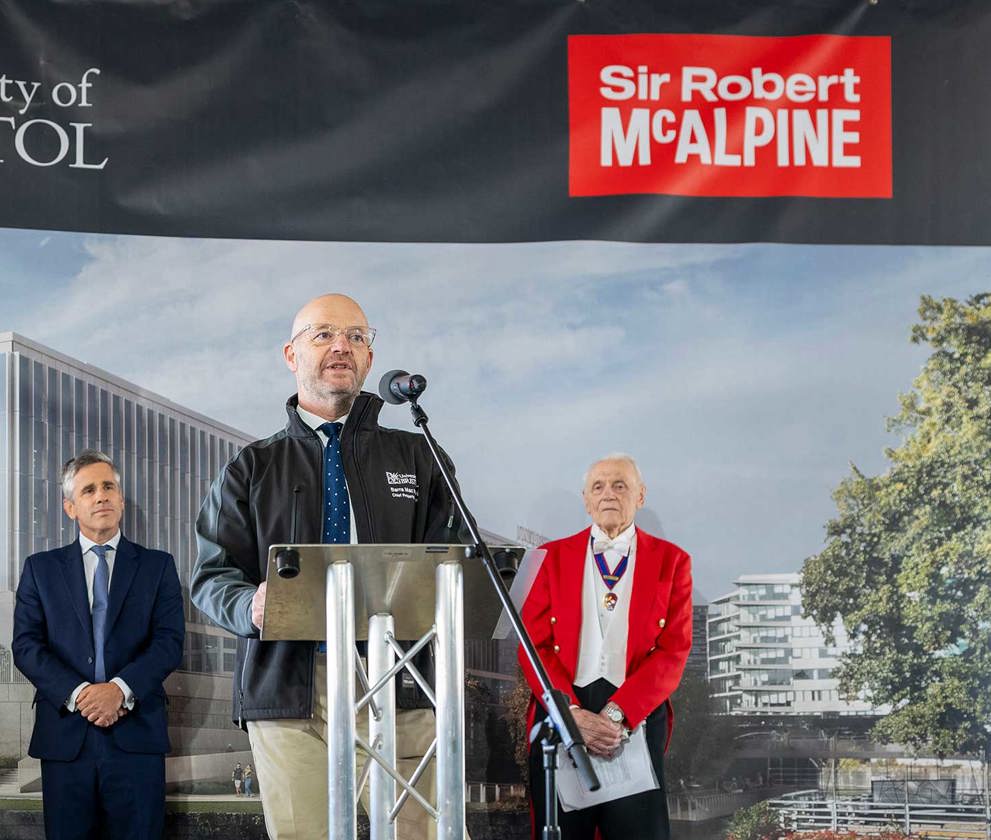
[290,324,377,348]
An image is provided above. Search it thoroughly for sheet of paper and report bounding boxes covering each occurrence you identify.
[491,548,548,640]
[555,724,659,811]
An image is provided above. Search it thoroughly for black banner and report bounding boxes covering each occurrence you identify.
[0,0,988,245]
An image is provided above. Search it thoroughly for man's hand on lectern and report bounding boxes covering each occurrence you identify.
[251,581,267,631]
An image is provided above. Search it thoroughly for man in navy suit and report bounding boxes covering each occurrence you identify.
[12,449,185,840]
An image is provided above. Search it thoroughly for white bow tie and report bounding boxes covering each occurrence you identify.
[593,537,631,556]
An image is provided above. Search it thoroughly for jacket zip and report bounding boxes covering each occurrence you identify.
[238,638,252,729]
[303,425,327,718]
[347,398,376,540]
[290,485,303,543]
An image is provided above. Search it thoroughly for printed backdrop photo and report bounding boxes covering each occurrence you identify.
[0,2,989,838]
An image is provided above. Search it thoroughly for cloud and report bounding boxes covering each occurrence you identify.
[6,232,991,596]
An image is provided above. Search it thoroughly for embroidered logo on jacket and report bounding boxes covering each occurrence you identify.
[385,471,418,500]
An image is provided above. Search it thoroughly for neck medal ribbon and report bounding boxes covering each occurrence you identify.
[591,535,630,612]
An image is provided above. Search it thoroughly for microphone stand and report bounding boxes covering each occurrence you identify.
[405,396,600,839]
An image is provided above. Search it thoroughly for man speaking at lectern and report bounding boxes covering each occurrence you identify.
[519,454,692,839]
[192,294,462,840]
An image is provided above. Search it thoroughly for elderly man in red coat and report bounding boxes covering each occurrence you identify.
[519,453,693,839]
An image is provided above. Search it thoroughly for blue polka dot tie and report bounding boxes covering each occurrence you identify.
[318,422,351,545]
[317,422,349,653]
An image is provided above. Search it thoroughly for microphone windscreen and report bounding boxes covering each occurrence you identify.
[378,369,409,405]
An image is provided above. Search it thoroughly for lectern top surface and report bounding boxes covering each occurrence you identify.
[262,543,522,641]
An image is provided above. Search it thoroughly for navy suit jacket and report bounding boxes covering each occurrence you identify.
[12,536,185,761]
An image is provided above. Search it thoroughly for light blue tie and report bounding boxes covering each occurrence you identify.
[317,422,350,653]
[91,545,110,683]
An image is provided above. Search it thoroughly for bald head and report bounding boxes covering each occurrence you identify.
[284,293,375,420]
[290,294,368,340]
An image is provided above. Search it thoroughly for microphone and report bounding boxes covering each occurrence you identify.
[378,369,427,405]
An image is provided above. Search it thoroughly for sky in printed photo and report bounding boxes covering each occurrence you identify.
[2,227,989,599]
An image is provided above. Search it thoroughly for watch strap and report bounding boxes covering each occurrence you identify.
[603,701,624,723]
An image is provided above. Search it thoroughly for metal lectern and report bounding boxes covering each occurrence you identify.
[262,543,519,840]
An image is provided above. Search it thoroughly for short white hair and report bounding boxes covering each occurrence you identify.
[61,450,121,500]
[582,453,644,489]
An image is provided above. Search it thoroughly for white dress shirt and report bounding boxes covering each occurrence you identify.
[295,404,359,544]
[67,531,135,712]
[574,522,637,689]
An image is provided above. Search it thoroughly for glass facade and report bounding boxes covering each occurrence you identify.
[0,334,253,677]
[707,573,884,716]
[707,591,742,708]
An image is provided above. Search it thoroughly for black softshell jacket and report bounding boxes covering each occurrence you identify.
[192,391,462,725]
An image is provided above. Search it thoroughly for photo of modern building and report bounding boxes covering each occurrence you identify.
[707,573,881,718]
[0,331,254,786]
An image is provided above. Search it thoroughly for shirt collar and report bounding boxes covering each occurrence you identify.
[79,530,122,555]
[589,521,637,546]
[296,404,349,433]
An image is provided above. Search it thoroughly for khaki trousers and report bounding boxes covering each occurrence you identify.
[247,655,436,840]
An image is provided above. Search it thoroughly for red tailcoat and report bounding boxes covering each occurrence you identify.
[519,526,693,750]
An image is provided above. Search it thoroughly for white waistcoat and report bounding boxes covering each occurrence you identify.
[573,530,636,689]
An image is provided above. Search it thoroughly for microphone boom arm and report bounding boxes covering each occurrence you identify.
[405,398,601,801]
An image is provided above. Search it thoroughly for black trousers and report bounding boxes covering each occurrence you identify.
[529,679,670,840]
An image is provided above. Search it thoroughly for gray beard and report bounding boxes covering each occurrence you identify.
[299,372,361,416]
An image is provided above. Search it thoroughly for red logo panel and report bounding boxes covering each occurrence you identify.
[569,34,892,198]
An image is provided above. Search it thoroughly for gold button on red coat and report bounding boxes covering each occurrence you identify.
[658,618,666,628]
[553,644,560,653]
[550,616,557,624]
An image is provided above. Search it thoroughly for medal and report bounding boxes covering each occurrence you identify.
[591,535,630,612]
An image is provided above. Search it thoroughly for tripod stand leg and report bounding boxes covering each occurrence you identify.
[435,561,466,840]
[327,562,357,838]
[368,613,397,840]
[542,738,561,840]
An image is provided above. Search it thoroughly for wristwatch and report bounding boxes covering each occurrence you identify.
[603,701,624,725]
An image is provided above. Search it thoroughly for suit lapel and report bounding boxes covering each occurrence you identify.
[60,541,94,649]
[105,536,139,635]
[627,527,661,668]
